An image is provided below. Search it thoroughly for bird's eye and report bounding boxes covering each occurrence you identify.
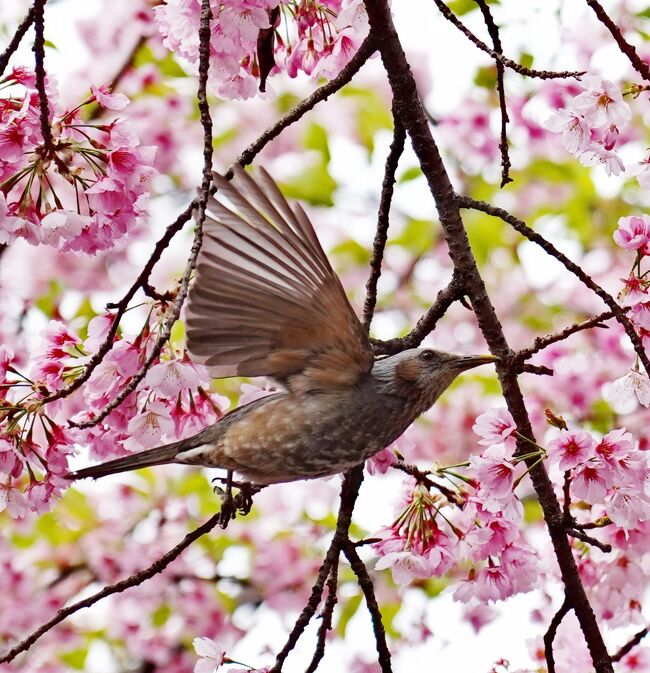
[420,350,436,362]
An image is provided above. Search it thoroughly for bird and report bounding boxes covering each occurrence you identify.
[68,166,498,485]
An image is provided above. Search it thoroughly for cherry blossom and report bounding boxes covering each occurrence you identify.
[472,407,517,446]
[193,636,226,673]
[609,369,650,408]
[546,429,596,471]
[613,215,650,252]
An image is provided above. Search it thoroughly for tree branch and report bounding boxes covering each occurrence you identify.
[363,2,613,669]
[236,35,376,171]
[431,0,584,80]
[343,541,393,673]
[32,0,53,153]
[0,5,35,78]
[585,0,650,82]
[305,563,339,673]
[456,195,650,377]
[473,0,511,187]
[363,107,406,331]
[611,626,649,662]
[0,512,222,664]
[543,598,572,673]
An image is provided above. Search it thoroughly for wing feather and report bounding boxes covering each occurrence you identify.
[186,166,373,390]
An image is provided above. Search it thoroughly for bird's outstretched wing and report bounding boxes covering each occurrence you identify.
[185,166,374,392]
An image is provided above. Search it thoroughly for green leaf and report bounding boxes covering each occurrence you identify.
[60,648,88,669]
[398,166,423,184]
[280,162,337,207]
[391,218,435,256]
[465,210,506,264]
[522,496,544,524]
[340,86,392,153]
[379,602,402,639]
[134,43,187,78]
[337,593,362,636]
[447,0,499,16]
[170,319,186,348]
[303,122,331,163]
[519,52,534,70]
[43,39,58,50]
[151,604,172,627]
[35,279,63,318]
[474,65,497,89]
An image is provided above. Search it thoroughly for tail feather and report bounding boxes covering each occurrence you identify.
[67,442,182,481]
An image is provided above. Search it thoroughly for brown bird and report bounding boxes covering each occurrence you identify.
[69,167,497,485]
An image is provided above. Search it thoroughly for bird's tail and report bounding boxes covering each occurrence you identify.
[67,441,182,481]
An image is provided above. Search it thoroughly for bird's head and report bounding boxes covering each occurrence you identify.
[373,348,499,402]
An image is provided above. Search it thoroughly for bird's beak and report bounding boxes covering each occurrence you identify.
[452,354,499,371]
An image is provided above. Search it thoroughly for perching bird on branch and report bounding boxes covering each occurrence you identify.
[68,166,497,485]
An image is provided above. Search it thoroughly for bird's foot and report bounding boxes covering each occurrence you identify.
[212,474,260,527]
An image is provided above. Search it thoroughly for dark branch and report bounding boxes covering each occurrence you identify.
[373,271,465,355]
[343,541,393,673]
[391,459,463,507]
[585,0,650,82]
[32,0,53,152]
[543,598,572,673]
[305,563,339,673]
[363,108,406,330]
[432,0,584,80]
[473,0,511,187]
[0,5,35,77]
[457,195,650,377]
[236,35,376,171]
[566,528,612,553]
[612,626,650,662]
[513,310,619,367]
[0,513,222,664]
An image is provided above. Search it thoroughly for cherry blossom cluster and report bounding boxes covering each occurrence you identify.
[545,74,650,180]
[0,67,155,254]
[154,0,368,99]
[372,408,538,605]
[609,213,650,407]
[0,309,229,518]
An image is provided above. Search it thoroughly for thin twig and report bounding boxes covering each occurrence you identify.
[566,528,612,553]
[270,466,364,673]
[543,598,572,673]
[373,271,465,355]
[473,0,511,187]
[343,541,393,673]
[0,513,222,664]
[0,5,36,78]
[236,35,376,170]
[70,0,215,429]
[562,470,572,523]
[305,563,339,673]
[42,202,195,405]
[513,310,619,367]
[32,0,53,152]
[456,195,650,376]
[363,108,406,330]
[611,626,650,662]
[391,459,463,507]
[585,0,650,82]
[432,0,584,80]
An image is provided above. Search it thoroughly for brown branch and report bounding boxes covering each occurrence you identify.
[235,34,376,170]
[363,2,612,670]
[431,0,584,80]
[305,563,339,673]
[456,195,650,377]
[474,0,512,187]
[585,0,650,83]
[70,0,215,429]
[543,598,572,673]
[42,202,195,405]
[611,626,649,662]
[343,541,392,673]
[391,459,463,506]
[0,5,36,78]
[270,466,364,672]
[513,310,619,368]
[32,0,53,152]
[0,512,222,664]
[373,271,465,355]
[363,108,406,330]
[566,528,612,553]
[86,35,147,120]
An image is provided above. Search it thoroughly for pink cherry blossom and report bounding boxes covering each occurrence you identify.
[90,84,130,110]
[193,637,226,673]
[472,407,517,446]
[475,565,514,603]
[607,487,650,530]
[124,401,175,452]
[470,444,515,500]
[145,360,200,398]
[545,109,591,155]
[613,215,650,252]
[0,481,29,518]
[572,76,632,128]
[571,463,609,503]
[609,370,650,408]
[546,429,596,471]
[374,550,433,586]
